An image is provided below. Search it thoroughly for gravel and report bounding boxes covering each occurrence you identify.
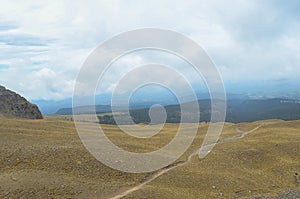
[247,190,300,199]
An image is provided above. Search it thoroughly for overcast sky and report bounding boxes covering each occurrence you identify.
[0,0,300,100]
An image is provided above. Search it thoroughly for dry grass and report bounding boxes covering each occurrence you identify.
[124,120,300,199]
[0,117,147,198]
[0,117,299,198]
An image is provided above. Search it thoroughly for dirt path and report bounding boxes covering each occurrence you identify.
[108,124,264,199]
[221,124,264,142]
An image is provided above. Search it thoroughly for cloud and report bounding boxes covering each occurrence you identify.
[0,0,299,100]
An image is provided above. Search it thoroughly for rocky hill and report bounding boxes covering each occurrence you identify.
[0,85,43,119]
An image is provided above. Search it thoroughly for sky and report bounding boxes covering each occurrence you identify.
[0,0,300,101]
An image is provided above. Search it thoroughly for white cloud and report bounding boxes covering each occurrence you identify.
[0,0,299,100]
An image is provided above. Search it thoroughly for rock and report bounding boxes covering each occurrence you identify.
[0,85,43,119]
[294,171,298,177]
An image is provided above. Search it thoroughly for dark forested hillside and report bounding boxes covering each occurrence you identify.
[96,98,300,124]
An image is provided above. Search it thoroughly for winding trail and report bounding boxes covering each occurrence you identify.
[108,123,264,199]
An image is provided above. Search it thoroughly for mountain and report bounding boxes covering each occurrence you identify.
[56,103,158,115]
[97,98,300,124]
[54,92,249,115]
[31,98,73,115]
[55,94,300,124]
[32,93,113,114]
[0,85,43,119]
[226,98,300,122]
[56,104,112,115]
[35,92,250,114]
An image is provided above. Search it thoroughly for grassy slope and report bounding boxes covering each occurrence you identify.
[0,117,299,198]
[0,117,147,198]
[125,120,300,199]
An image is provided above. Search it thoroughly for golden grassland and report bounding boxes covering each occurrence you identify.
[124,120,300,199]
[0,116,299,198]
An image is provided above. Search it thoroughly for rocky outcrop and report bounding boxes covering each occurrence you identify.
[0,85,43,119]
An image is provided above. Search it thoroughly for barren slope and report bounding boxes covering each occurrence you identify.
[0,117,299,198]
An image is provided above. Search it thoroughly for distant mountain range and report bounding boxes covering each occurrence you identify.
[34,92,251,114]
[56,98,300,123]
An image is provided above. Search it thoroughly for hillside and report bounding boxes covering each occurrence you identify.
[117,98,300,124]
[57,99,300,124]
[0,85,43,119]
[0,117,299,198]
